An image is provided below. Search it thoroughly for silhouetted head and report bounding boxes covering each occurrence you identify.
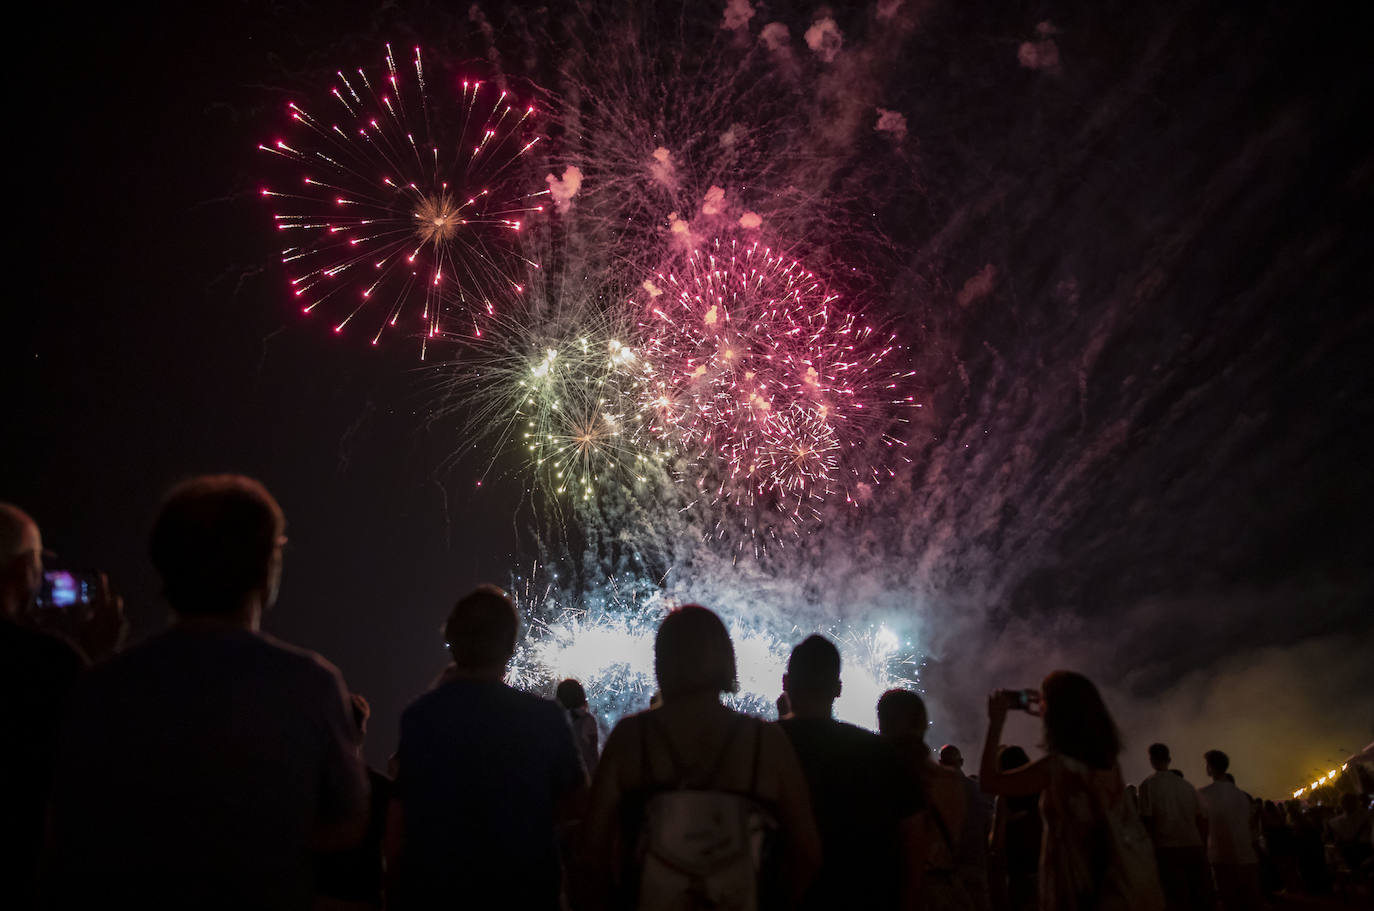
[556,678,588,711]
[149,475,285,617]
[0,503,43,620]
[1339,792,1360,814]
[654,605,737,701]
[1204,749,1230,779]
[877,688,929,747]
[783,634,842,716]
[1148,742,1171,770]
[938,744,964,769]
[998,744,1031,771]
[1040,670,1121,770]
[444,584,519,676]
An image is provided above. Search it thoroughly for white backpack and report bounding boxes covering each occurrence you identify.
[633,718,775,911]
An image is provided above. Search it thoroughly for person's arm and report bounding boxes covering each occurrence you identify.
[312,671,370,853]
[979,690,1051,797]
[577,717,634,910]
[762,722,822,908]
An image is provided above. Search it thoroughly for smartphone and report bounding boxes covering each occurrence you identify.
[37,570,99,610]
[1009,688,1043,714]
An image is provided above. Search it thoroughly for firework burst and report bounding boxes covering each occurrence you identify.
[427,251,672,505]
[507,570,920,731]
[632,237,916,546]
[261,45,547,354]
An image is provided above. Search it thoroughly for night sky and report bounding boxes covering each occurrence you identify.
[10,1,1373,797]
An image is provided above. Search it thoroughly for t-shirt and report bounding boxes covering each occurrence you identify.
[1197,780,1257,865]
[47,625,368,910]
[394,678,587,910]
[0,619,84,906]
[779,716,923,910]
[1137,769,1203,848]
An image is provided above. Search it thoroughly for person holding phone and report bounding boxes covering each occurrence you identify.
[1,503,87,907]
[978,671,1164,911]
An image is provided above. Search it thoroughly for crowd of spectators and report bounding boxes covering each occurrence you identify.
[3,475,1371,910]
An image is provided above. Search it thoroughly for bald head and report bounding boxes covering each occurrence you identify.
[0,503,43,619]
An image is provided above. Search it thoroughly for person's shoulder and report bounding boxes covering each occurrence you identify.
[831,718,881,743]
[255,631,347,685]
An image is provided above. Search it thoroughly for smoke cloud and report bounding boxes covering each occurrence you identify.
[721,0,755,32]
[544,166,583,214]
[875,107,909,142]
[805,18,844,64]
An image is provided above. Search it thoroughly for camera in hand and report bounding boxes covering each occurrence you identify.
[1009,688,1042,714]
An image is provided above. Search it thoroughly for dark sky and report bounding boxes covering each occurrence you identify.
[9,1,1373,794]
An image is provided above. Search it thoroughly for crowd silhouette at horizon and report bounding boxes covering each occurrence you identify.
[2,474,1371,910]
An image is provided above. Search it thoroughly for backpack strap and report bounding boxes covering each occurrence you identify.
[749,720,763,794]
[642,713,746,789]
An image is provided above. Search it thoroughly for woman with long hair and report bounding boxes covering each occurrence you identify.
[978,671,1163,911]
[579,605,821,910]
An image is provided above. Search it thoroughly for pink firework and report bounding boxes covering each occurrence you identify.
[260,45,545,355]
[634,238,914,524]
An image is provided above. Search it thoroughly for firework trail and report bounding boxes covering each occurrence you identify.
[261,45,547,355]
[547,3,875,279]
[631,237,916,552]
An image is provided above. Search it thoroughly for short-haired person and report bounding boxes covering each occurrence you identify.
[978,671,1164,911]
[1,504,85,907]
[45,475,369,910]
[878,689,985,911]
[935,741,993,909]
[557,677,601,777]
[1197,750,1262,911]
[778,635,923,910]
[582,605,821,910]
[1137,743,1209,911]
[386,585,588,910]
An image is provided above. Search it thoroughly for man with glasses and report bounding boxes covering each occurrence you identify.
[44,476,368,910]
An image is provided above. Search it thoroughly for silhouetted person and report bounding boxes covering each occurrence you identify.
[879,689,982,911]
[1328,792,1372,881]
[45,475,369,910]
[557,677,600,777]
[0,504,85,907]
[581,605,821,910]
[1197,750,1261,910]
[316,694,393,910]
[937,742,992,909]
[989,745,1041,911]
[1137,743,1208,911]
[777,635,922,910]
[386,585,587,910]
[978,671,1164,911]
